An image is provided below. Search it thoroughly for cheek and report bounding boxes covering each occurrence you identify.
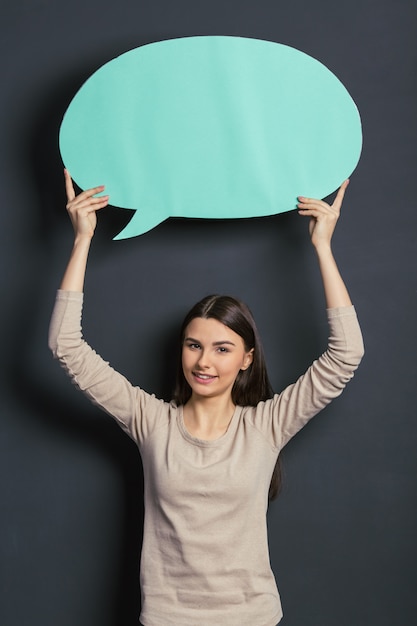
[181,349,193,373]
[181,350,187,371]
[227,357,246,377]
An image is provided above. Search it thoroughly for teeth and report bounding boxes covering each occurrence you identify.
[195,373,214,379]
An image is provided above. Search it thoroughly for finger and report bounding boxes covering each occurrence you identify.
[76,185,106,202]
[297,200,333,213]
[66,186,106,210]
[297,207,338,224]
[332,179,349,211]
[68,193,109,207]
[64,169,75,202]
[297,208,322,218]
[63,171,105,204]
[297,199,325,209]
[298,199,340,219]
[298,180,349,212]
[297,196,328,209]
[67,195,109,212]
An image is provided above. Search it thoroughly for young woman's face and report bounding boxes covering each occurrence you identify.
[182,317,253,401]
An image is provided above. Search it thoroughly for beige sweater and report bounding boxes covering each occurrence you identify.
[49,290,364,626]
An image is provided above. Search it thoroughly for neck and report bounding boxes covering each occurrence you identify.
[183,395,236,440]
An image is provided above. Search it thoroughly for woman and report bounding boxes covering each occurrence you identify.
[49,170,364,625]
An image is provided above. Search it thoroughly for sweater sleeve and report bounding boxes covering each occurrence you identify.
[251,305,364,451]
[48,290,168,444]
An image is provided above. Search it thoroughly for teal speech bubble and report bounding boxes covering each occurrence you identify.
[59,36,362,239]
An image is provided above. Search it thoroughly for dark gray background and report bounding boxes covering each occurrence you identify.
[1,1,416,625]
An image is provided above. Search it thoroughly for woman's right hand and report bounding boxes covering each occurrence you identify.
[64,169,109,241]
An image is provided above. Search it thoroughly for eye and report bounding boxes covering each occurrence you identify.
[185,341,201,350]
[216,346,230,353]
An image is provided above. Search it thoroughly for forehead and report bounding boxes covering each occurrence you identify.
[184,317,244,345]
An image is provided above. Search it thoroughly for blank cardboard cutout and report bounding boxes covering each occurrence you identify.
[59,36,362,239]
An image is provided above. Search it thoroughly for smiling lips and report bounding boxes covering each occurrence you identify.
[192,371,217,384]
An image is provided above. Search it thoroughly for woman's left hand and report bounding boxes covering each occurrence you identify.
[297,180,349,250]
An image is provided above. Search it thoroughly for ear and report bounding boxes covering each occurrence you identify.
[241,348,254,371]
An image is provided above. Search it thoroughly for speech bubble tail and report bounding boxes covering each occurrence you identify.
[113,209,167,240]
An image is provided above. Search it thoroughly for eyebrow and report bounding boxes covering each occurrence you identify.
[184,336,236,347]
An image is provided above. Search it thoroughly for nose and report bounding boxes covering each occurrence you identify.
[196,349,211,369]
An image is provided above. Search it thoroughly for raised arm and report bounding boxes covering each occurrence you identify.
[297,180,352,309]
[50,171,166,444]
[59,169,109,292]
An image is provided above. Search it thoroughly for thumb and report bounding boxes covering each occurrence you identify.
[332,179,349,211]
[64,169,75,202]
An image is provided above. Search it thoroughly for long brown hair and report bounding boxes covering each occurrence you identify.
[172,294,281,500]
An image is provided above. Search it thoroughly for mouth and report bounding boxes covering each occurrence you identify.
[192,371,217,384]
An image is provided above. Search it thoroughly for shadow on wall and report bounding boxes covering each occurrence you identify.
[5,68,152,623]
[7,357,145,624]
